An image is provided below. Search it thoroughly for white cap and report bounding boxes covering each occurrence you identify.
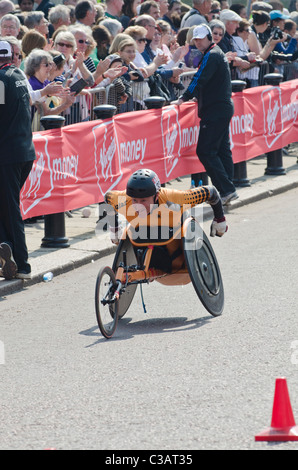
[0,40,12,58]
[220,9,242,22]
[192,24,212,39]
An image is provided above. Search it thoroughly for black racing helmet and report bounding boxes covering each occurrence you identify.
[126,169,161,198]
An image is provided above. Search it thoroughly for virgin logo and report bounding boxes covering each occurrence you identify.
[92,120,122,197]
[161,105,182,178]
[20,134,54,216]
[261,87,283,149]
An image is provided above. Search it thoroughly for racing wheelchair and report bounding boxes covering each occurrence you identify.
[95,214,224,339]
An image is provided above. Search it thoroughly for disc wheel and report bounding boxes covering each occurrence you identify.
[183,218,224,317]
[95,266,119,339]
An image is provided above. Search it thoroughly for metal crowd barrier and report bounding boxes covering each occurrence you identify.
[88,86,107,120]
[177,71,195,95]
[31,61,298,132]
[258,61,270,85]
[275,60,298,81]
[31,88,106,132]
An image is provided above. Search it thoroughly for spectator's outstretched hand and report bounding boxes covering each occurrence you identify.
[172,44,189,63]
[96,58,111,76]
[105,66,128,80]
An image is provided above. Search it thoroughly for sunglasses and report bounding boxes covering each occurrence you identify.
[78,39,90,45]
[57,42,73,48]
[137,38,147,43]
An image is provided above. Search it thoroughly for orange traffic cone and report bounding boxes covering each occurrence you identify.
[255,377,298,441]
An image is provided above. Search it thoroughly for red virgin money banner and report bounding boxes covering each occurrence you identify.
[20,79,298,219]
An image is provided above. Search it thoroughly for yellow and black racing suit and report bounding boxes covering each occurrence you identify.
[105,185,224,273]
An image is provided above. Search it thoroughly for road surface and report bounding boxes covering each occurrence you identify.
[0,189,298,450]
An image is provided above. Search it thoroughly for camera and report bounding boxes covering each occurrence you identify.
[53,53,65,66]
[271,26,283,40]
[271,51,293,62]
[271,27,292,42]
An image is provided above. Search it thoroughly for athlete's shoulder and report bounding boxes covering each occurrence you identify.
[158,187,179,203]
[105,190,129,210]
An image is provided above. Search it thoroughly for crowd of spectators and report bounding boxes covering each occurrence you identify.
[0,0,298,126]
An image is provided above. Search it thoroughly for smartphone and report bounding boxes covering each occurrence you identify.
[69,78,88,95]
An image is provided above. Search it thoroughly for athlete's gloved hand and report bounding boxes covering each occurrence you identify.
[210,217,228,237]
[109,226,121,245]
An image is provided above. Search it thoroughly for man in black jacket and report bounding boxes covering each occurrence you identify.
[177,24,238,205]
[35,0,54,19]
[0,40,36,280]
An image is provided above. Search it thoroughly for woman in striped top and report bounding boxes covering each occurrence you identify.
[69,25,97,74]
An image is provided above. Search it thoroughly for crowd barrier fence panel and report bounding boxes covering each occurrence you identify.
[257,61,270,85]
[277,61,298,82]
[88,87,107,120]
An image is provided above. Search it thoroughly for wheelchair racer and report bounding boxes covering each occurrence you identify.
[104,169,227,274]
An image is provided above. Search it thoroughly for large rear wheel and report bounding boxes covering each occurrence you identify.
[183,217,224,317]
[95,266,119,339]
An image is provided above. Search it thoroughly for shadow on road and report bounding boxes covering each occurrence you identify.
[80,314,215,345]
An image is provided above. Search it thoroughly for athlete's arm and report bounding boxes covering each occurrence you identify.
[161,185,221,213]
[161,186,227,237]
[104,191,127,245]
[207,186,228,237]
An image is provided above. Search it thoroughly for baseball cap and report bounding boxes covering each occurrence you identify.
[0,40,12,58]
[251,1,272,13]
[106,53,123,66]
[270,10,289,20]
[192,24,212,39]
[220,9,242,22]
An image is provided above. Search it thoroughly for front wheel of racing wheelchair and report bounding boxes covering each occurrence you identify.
[95,237,138,338]
[95,266,119,339]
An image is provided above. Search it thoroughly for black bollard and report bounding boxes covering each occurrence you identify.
[263,73,286,176]
[40,115,70,248]
[144,96,166,109]
[93,105,117,230]
[40,115,65,130]
[231,80,251,187]
[93,104,117,119]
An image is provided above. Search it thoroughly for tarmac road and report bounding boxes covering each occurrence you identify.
[0,189,297,450]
